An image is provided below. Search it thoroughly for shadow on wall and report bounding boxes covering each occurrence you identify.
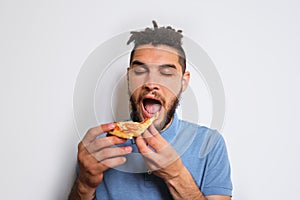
[112,76,131,121]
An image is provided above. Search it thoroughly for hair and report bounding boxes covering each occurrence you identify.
[127,20,186,73]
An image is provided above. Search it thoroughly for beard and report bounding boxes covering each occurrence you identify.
[129,89,181,131]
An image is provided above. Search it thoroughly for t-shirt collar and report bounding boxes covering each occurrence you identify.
[160,113,180,143]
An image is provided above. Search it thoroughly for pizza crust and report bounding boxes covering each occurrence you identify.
[108,113,158,139]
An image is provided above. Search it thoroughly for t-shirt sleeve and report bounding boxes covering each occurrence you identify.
[201,131,233,196]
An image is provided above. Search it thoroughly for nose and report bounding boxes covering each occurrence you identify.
[143,72,160,91]
[142,81,160,91]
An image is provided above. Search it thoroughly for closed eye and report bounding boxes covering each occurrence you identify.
[134,66,148,75]
[159,64,177,76]
[131,61,148,75]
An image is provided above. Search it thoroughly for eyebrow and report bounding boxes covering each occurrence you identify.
[131,61,177,70]
[159,64,177,70]
[131,61,145,66]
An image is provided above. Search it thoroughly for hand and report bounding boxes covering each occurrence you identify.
[135,125,184,181]
[77,123,132,196]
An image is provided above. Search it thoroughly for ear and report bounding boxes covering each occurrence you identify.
[126,67,130,82]
[181,71,190,92]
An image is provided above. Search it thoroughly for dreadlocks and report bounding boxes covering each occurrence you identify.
[127,21,186,73]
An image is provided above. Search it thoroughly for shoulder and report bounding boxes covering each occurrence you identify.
[178,119,226,158]
[179,119,223,141]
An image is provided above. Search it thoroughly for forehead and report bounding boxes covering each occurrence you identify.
[131,44,182,72]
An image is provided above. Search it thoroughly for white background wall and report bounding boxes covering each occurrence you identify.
[1,0,299,199]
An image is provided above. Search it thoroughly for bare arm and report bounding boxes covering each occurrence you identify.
[164,165,206,200]
[68,177,96,200]
[165,167,231,200]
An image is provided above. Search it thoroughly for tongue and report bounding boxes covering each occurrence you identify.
[145,103,161,114]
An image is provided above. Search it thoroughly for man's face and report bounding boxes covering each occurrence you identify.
[127,44,190,131]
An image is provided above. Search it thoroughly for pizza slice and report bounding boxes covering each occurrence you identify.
[108,113,159,139]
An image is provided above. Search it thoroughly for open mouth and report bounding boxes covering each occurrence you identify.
[142,98,162,117]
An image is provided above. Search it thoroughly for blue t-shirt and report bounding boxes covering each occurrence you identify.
[95,114,232,199]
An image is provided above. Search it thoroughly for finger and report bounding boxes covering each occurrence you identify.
[135,136,153,154]
[135,139,160,168]
[142,124,158,139]
[87,136,127,153]
[83,156,128,175]
[148,124,160,137]
[82,123,115,144]
[101,156,127,169]
[147,125,168,145]
[143,129,166,151]
[94,146,132,161]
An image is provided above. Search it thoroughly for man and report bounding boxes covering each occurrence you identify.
[69,21,232,200]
